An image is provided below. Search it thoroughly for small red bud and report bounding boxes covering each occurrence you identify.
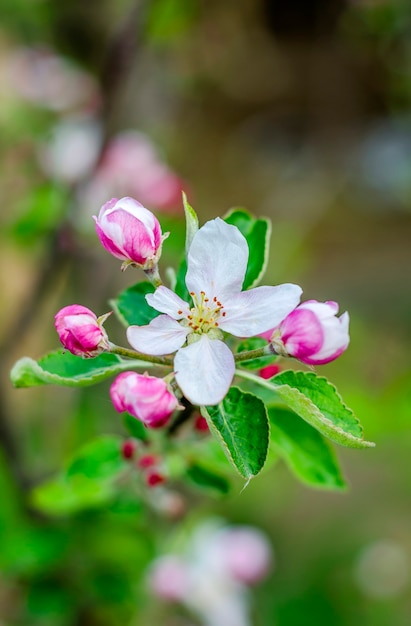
[138,454,158,469]
[122,440,136,460]
[259,364,281,380]
[194,415,209,433]
[146,471,166,487]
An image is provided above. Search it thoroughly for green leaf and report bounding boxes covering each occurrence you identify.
[182,191,199,255]
[269,370,375,449]
[110,281,159,326]
[146,0,199,43]
[174,257,190,301]
[202,387,269,480]
[10,351,149,388]
[31,436,127,516]
[224,209,271,288]
[9,183,68,245]
[31,474,115,516]
[269,408,347,490]
[123,413,149,442]
[185,463,230,495]
[66,436,126,481]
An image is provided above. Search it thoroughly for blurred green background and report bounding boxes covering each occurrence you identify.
[1,0,411,624]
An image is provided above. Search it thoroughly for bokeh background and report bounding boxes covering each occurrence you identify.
[1,1,411,624]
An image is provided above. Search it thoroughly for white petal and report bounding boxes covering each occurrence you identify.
[185,218,249,300]
[146,286,190,319]
[174,336,235,406]
[219,283,302,337]
[127,315,189,355]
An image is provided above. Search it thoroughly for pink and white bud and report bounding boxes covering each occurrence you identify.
[54,304,110,357]
[272,300,350,365]
[93,196,165,270]
[212,527,273,585]
[148,556,188,601]
[110,372,178,428]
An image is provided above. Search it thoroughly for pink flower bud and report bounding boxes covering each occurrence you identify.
[110,372,178,428]
[93,196,164,269]
[54,304,110,357]
[273,300,350,365]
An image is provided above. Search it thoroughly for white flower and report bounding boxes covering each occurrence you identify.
[127,218,302,405]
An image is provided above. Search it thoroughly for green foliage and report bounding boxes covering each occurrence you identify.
[123,413,149,441]
[202,387,270,480]
[146,0,199,43]
[9,183,69,245]
[269,408,347,490]
[10,351,152,388]
[270,370,374,449]
[31,436,128,515]
[185,462,230,495]
[110,281,158,326]
[182,191,199,255]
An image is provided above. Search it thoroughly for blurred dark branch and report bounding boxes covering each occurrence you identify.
[100,0,149,128]
[167,398,196,436]
[0,0,148,495]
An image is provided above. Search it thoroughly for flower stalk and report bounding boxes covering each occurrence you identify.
[109,343,173,367]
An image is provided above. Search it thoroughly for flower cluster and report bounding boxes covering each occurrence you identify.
[148,519,273,626]
[54,195,350,429]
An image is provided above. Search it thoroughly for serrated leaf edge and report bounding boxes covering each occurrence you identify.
[274,370,363,436]
[235,369,375,449]
[10,353,152,388]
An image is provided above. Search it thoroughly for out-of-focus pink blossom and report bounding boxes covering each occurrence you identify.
[7,47,100,113]
[110,372,178,428]
[94,196,165,269]
[148,556,189,601]
[38,115,102,184]
[82,131,185,214]
[148,519,273,626]
[269,300,350,365]
[54,305,110,357]
[214,527,273,585]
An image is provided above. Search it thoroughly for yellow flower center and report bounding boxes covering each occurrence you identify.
[178,291,226,334]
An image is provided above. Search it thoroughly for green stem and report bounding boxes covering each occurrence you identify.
[234,343,278,364]
[234,368,278,390]
[144,265,163,288]
[109,344,173,367]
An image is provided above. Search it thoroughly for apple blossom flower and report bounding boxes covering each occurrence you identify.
[110,371,178,428]
[270,300,350,365]
[54,304,110,357]
[127,218,302,405]
[93,196,166,270]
